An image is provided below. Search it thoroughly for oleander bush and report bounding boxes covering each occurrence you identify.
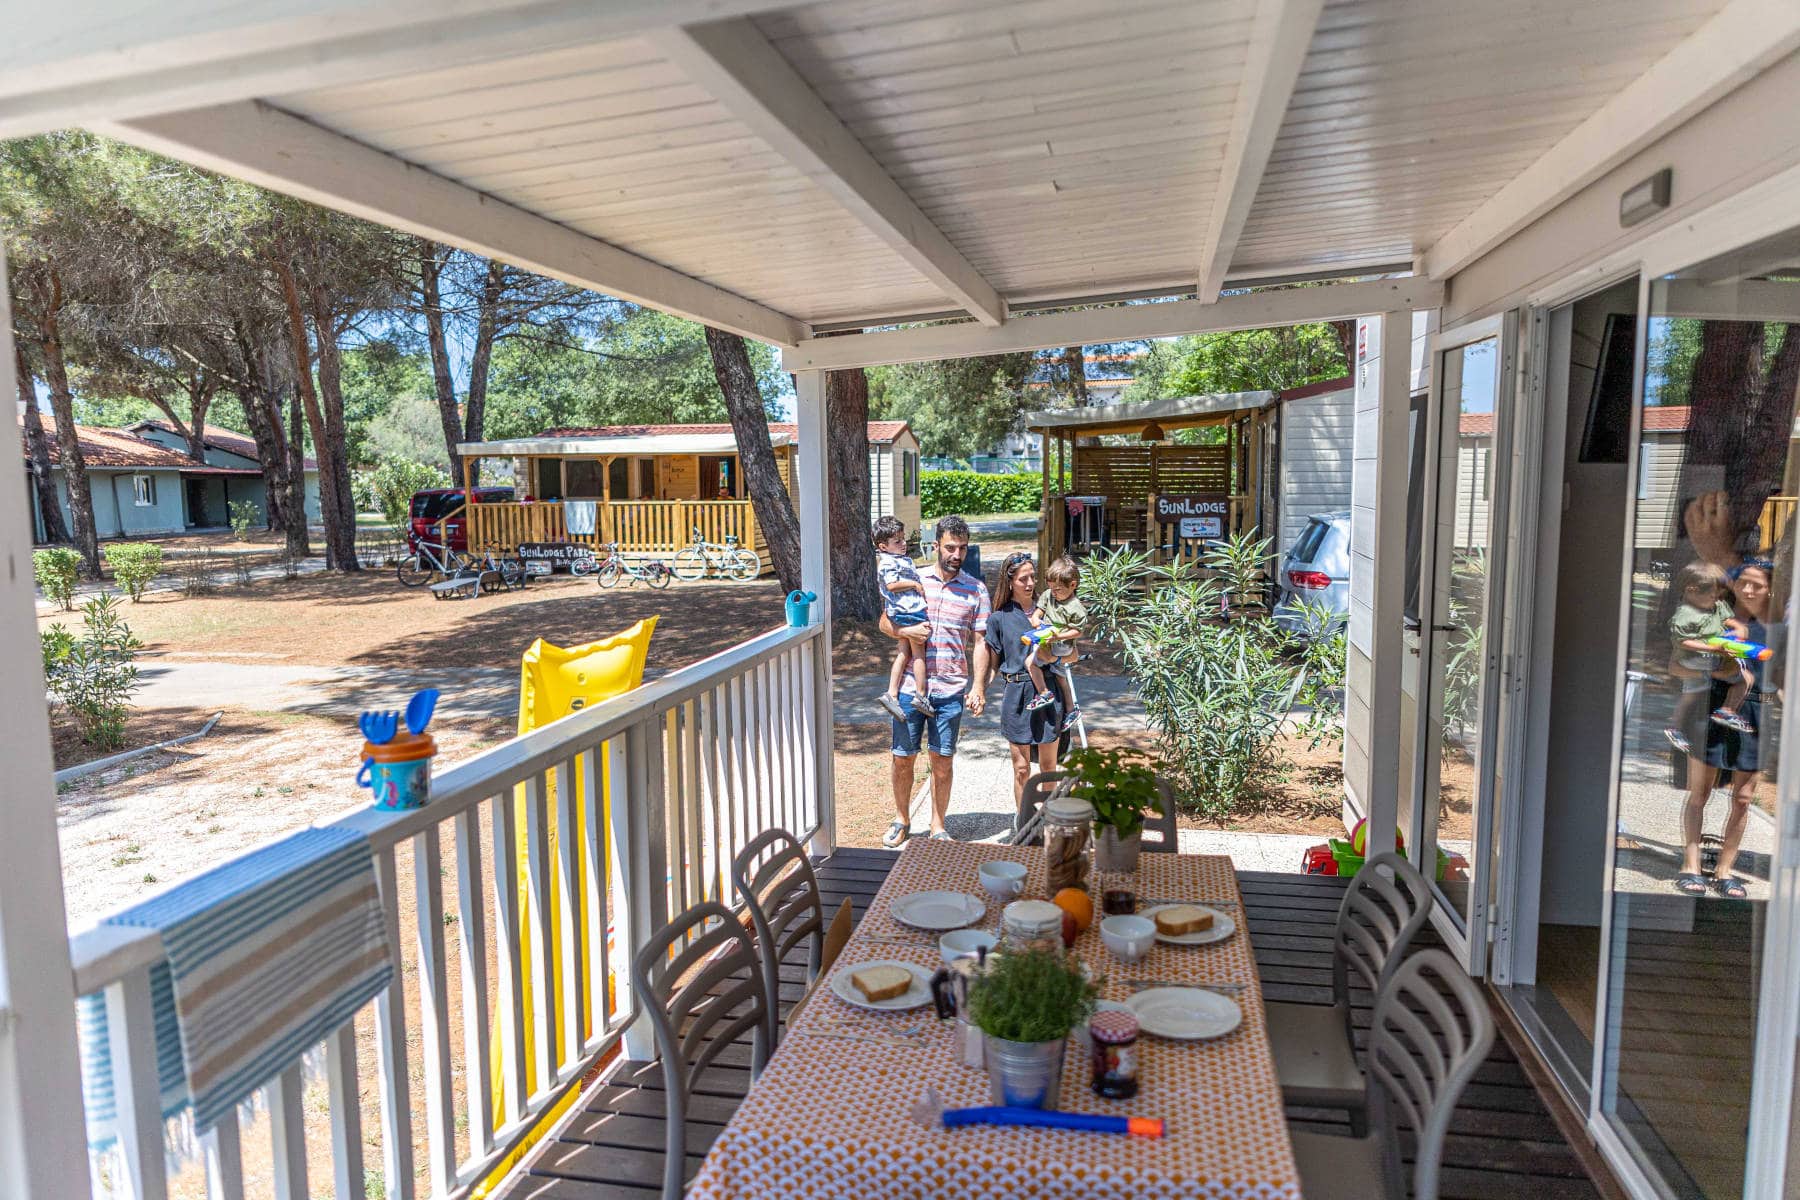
[227,499,260,540]
[103,543,164,601]
[355,458,451,526]
[1081,530,1337,818]
[34,546,82,611]
[44,595,142,749]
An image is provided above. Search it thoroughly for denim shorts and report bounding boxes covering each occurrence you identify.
[892,689,966,758]
[890,609,929,629]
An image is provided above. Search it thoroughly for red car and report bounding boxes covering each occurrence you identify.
[407,487,515,553]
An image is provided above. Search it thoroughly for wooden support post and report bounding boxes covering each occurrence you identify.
[0,242,89,1200]
[793,370,837,855]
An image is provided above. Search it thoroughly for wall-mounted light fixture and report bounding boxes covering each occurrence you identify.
[1620,168,1672,228]
[1140,421,1165,442]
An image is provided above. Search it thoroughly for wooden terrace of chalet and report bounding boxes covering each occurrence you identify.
[6,3,1800,1200]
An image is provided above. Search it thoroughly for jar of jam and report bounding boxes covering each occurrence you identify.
[1089,1010,1139,1099]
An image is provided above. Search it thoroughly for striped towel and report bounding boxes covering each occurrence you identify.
[79,827,394,1145]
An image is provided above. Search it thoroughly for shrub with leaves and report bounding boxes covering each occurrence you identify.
[228,499,261,540]
[34,547,82,611]
[104,543,164,601]
[357,458,452,527]
[919,470,1045,520]
[1080,531,1311,818]
[967,947,1099,1044]
[41,623,75,682]
[1289,598,1347,750]
[46,595,142,749]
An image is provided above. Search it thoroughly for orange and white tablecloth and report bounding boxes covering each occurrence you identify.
[687,839,1301,1200]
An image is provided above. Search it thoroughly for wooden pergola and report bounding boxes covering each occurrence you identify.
[1027,391,1276,569]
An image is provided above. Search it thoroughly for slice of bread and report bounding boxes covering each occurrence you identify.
[1154,905,1215,937]
[851,965,915,1002]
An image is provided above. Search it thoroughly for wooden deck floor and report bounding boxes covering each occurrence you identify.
[499,847,1603,1200]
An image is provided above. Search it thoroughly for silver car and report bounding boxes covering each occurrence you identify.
[1273,511,1350,636]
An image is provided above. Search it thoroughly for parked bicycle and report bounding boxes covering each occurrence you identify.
[671,527,761,582]
[397,536,472,587]
[595,543,673,589]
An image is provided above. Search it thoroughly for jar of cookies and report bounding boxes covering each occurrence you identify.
[1042,796,1095,894]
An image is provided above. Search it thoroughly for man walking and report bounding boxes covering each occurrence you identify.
[882,514,990,846]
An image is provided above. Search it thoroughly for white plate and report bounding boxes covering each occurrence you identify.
[890,890,986,932]
[828,960,935,1011]
[1126,987,1243,1040]
[1140,904,1236,945]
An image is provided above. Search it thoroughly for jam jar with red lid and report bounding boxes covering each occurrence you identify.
[1089,1010,1139,1099]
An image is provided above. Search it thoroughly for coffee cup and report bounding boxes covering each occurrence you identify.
[978,860,1028,902]
[1100,915,1156,963]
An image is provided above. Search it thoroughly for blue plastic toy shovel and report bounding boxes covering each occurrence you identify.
[359,710,398,745]
[405,688,441,736]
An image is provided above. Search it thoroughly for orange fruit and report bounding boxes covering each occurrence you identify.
[1053,887,1094,934]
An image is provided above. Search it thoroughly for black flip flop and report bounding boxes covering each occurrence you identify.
[1674,872,1709,897]
[1714,875,1748,899]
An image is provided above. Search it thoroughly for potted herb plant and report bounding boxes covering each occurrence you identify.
[967,947,1099,1109]
[1064,747,1163,873]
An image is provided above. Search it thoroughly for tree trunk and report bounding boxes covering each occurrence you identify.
[233,324,308,555]
[419,241,465,485]
[145,392,200,462]
[15,341,70,544]
[826,368,880,620]
[287,382,310,554]
[705,326,803,593]
[181,371,215,462]
[37,273,100,576]
[309,285,363,570]
[275,259,354,569]
[1062,346,1089,405]
[462,258,505,488]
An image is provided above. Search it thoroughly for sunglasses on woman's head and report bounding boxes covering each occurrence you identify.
[1006,553,1033,567]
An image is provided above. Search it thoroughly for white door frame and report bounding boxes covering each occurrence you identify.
[1412,310,1517,972]
[1465,154,1800,1200]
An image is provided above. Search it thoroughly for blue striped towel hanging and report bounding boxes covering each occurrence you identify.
[78,826,394,1146]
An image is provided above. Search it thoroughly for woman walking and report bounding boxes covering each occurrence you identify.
[981,553,1067,811]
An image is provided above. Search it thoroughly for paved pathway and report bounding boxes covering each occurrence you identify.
[36,553,331,614]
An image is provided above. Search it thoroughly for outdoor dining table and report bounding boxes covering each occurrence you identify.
[686,838,1302,1200]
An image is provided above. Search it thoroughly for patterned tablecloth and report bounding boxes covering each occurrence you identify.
[687,839,1301,1200]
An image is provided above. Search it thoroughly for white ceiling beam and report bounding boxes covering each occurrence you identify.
[651,19,1006,327]
[1422,0,1800,280]
[1196,0,1324,303]
[0,0,793,141]
[102,101,804,347]
[783,278,1441,372]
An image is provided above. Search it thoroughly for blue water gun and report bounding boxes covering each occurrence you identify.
[1706,634,1774,662]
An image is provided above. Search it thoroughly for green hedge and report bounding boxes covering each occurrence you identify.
[919,470,1045,520]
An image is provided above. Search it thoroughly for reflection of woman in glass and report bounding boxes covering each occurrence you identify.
[1680,491,1786,898]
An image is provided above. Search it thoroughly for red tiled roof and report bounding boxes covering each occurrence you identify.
[536,421,911,444]
[18,414,196,470]
[132,419,318,470]
[1459,405,1690,437]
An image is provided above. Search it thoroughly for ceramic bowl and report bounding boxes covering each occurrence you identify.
[939,927,999,965]
[1100,914,1157,963]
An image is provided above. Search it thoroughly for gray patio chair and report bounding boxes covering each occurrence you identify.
[730,828,825,1049]
[1264,849,1432,1134]
[1007,769,1071,845]
[1142,779,1179,852]
[630,901,771,1200]
[1289,948,1494,1200]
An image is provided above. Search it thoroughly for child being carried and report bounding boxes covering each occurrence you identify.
[1022,554,1087,733]
[872,516,934,722]
[1664,559,1753,754]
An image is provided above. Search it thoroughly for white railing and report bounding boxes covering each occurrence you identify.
[67,621,830,1200]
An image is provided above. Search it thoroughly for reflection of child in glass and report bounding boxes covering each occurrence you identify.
[872,515,934,721]
[1024,555,1087,733]
[1665,560,1753,753]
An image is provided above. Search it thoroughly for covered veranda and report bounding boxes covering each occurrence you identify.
[5,3,1800,1200]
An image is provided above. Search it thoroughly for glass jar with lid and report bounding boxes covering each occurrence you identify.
[1001,900,1065,954]
[1043,796,1095,894]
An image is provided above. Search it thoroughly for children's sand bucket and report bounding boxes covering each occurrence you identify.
[359,731,437,811]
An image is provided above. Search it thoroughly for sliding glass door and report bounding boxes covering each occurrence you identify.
[1597,227,1800,1198]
